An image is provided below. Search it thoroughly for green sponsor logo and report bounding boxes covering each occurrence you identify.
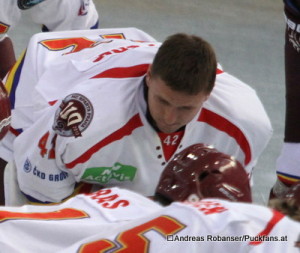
[81,162,137,184]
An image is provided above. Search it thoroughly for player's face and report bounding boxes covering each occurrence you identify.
[146,73,209,133]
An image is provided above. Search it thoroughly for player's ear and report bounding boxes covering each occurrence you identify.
[203,94,210,102]
[146,65,152,87]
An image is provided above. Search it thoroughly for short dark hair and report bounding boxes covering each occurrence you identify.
[150,33,217,95]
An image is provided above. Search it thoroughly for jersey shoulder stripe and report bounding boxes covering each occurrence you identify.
[65,113,143,169]
[198,107,251,165]
[92,64,149,79]
[4,51,26,110]
[249,209,284,246]
[277,171,300,185]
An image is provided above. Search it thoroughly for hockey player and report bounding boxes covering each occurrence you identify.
[0,0,99,204]
[0,144,299,253]
[1,27,272,204]
[0,0,99,79]
[270,0,300,200]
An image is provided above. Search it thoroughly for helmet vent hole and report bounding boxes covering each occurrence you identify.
[199,171,209,181]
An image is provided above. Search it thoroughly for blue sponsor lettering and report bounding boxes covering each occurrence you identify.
[49,172,69,181]
[31,165,68,182]
[33,167,46,180]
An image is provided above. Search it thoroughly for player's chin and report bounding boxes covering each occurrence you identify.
[158,124,181,133]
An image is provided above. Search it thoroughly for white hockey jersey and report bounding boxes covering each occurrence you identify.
[0,0,21,39]
[0,0,98,40]
[59,200,300,253]
[0,187,161,252]
[3,27,272,203]
[0,188,299,253]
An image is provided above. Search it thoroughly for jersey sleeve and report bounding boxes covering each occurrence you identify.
[0,0,21,39]
[28,0,99,31]
[205,71,273,172]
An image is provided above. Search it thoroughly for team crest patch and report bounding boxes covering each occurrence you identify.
[53,93,93,138]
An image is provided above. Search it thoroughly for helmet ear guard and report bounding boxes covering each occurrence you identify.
[155,143,252,205]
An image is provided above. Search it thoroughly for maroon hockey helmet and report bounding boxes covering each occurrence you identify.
[0,80,11,140]
[155,143,252,204]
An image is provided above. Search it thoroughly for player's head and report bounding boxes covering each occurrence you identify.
[0,80,11,140]
[146,33,217,133]
[150,33,217,95]
[269,182,300,222]
[155,143,252,205]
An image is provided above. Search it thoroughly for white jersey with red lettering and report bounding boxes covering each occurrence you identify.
[0,0,98,40]
[2,27,272,203]
[0,188,299,253]
[0,187,161,253]
[58,199,300,253]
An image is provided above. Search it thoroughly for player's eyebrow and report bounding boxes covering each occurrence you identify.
[157,96,196,110]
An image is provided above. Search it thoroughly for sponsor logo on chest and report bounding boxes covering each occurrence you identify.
[81,162,137,184]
